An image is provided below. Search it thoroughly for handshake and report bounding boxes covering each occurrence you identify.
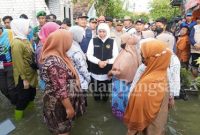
[98,60,109,68]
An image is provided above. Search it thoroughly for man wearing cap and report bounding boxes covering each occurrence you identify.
[98,15,106,24]
[105,16,116,39]
[89,18,98,38]
[77,13,93,54]
[0,24,16,105]
[33,11,46,45]
[190,16,200,77]
[123,16,136,35]
[113,19,124,50]
[46,14,57,22]
[61,18,71,30]
[155,17,176,51]
[181,13,196,31]
[105,16,114,30]
[135,19,146,39]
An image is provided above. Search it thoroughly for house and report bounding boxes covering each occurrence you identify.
[0,0,72,26]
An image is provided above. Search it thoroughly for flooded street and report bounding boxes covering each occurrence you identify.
[0,91,200,135]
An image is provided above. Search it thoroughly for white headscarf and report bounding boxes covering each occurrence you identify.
[11,18,30,40]
[69,25,85,43]
[67,26,86,59]
[97,23,110,41]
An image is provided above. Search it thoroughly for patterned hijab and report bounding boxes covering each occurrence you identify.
[40,29,79,80]
[124,39,172,131]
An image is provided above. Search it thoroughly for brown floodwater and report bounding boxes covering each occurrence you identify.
[0,92,199,135]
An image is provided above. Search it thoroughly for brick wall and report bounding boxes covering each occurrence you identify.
[0,0,50,26]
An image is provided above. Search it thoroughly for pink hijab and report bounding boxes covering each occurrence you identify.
[110,34,141,83]
[38,22,60,44]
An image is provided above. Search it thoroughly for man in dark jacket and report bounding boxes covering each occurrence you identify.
[77,13,92,54]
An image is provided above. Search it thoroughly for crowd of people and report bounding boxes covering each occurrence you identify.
[0,10,199,135]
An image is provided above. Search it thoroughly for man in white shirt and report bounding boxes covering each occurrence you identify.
[123,16,136,35]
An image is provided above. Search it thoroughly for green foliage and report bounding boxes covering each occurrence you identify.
[196,57,200,65]
[73,0,150,21]
[131,13,150,23]
[95,0,125,18]
[94,0,150,21]
[180,68,192,89]
[194,77,200,90]
[72,0,94,6]
[150,0,181,21]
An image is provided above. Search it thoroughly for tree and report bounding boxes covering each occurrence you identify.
[150,0,181,21]
[94,0,125,18]
[72,0,150,21]
[131,13,150,23]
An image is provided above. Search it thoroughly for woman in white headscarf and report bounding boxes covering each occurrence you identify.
[67,25,91,106]
[11,18,38,121]
[87,23,119,101]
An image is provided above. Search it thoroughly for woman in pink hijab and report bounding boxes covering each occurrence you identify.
[35,22,60,70]
[108,33,141,120]
[35,22,60,90]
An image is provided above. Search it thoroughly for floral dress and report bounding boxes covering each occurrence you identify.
[41,56,85,134]
[111,77,131,120]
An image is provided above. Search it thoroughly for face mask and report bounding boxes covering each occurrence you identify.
[121,43,126,49]
[141,55,145,64]
[155,27,164,34]
[141,53,147,65]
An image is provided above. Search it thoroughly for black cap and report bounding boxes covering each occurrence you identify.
[89,18,97,23]
[105,16,113,22]
[20,14,28,19]
[63,18,71,26]
[77,12,88,19]
[156,17,168,25]
[136,19,145,24]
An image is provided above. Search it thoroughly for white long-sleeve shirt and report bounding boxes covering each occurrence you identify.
[128,54,181,98]
[87,38,119,81]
